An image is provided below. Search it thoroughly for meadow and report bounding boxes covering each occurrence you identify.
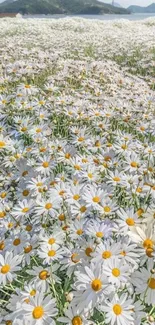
[0,16,155,325]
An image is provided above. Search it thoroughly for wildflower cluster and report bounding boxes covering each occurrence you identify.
[0,17,155,325]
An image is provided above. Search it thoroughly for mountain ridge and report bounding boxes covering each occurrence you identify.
[128,3,155,13]
[0,0,130,15]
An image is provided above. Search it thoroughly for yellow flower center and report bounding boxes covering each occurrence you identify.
[143,238,153,249]
[131,161,138,168]
[136,187,142,193]
[140,126,145,131]
[1,192,7,198]
[30,289,36,296]
[121,144,127,150]
[0,241,5,250]
[73,194,80,200]
[37,182,43,187]
[48,237,55,245]
[42,161,49,168]
[1,264,10,274]
[45,203,52,210]
[25,84,31,89]
[80,206,87,213]
[21,127,27,132]
[72,316,83,325]
[102,251,112,259]
[32,306,44,319]
[5,321,12,325]
[65,153,71,159]
[104,155,111,161]
[82,158,88,163]
[39,270,49,280]
[112,268,120,277]
[104,206,111,213]
[91,278,102,291]
[78,137,84,142]
[40,147,46,152]
[8,222,13,228]
[76,229,83,235]
[59,190,65,196]
[71,253,80,263]
[22,189,29,197]
[36,128,42,133]
[58,214,65,221]
[13,238,21,246]
[136,208,144,217]
[92,196,100,203]
[0,211,6,218]
[95,140,101,147]
[26,224,32,231]
[96,231,104,238]
[22,170,28,177]
[24,245,32,253]
[113,177,120,182]
[113,304,122,315]
[22,207,29,213]
[0,141,6,148]
[74,165,81,170]
[48,250,56,257]
[126,218,135,226]
[148,278,155,289]
[85,247,93,257]
[94,158,99,164]
[120,250,126,256]
[88,173,93,179]
[146,247,154,257]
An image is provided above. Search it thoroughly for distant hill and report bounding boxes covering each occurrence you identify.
[0,0,130,15]
[128,3,155,13]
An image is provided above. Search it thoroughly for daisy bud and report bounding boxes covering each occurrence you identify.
[10,156,16,162]
[151,269,155,274]
[95,238,101,244]
[128,180,133,184]
[148,315,154,322]
[138,176,143,181]
[65,292,73,302]
[5,206,10,212]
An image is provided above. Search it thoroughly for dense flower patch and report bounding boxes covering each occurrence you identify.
[0,17,155,325]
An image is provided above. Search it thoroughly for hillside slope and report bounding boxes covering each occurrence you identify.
[0,0,130,15]
[128,3,155,13]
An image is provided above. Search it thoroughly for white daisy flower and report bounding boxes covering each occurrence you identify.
[99,293,134,325]
[0,251,22,286]
[73,263,113,312]
[20,291,57,325]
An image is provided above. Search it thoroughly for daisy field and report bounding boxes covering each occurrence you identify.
[0,16,155,325]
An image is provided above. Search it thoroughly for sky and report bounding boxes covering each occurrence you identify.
[101,0,153,7]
